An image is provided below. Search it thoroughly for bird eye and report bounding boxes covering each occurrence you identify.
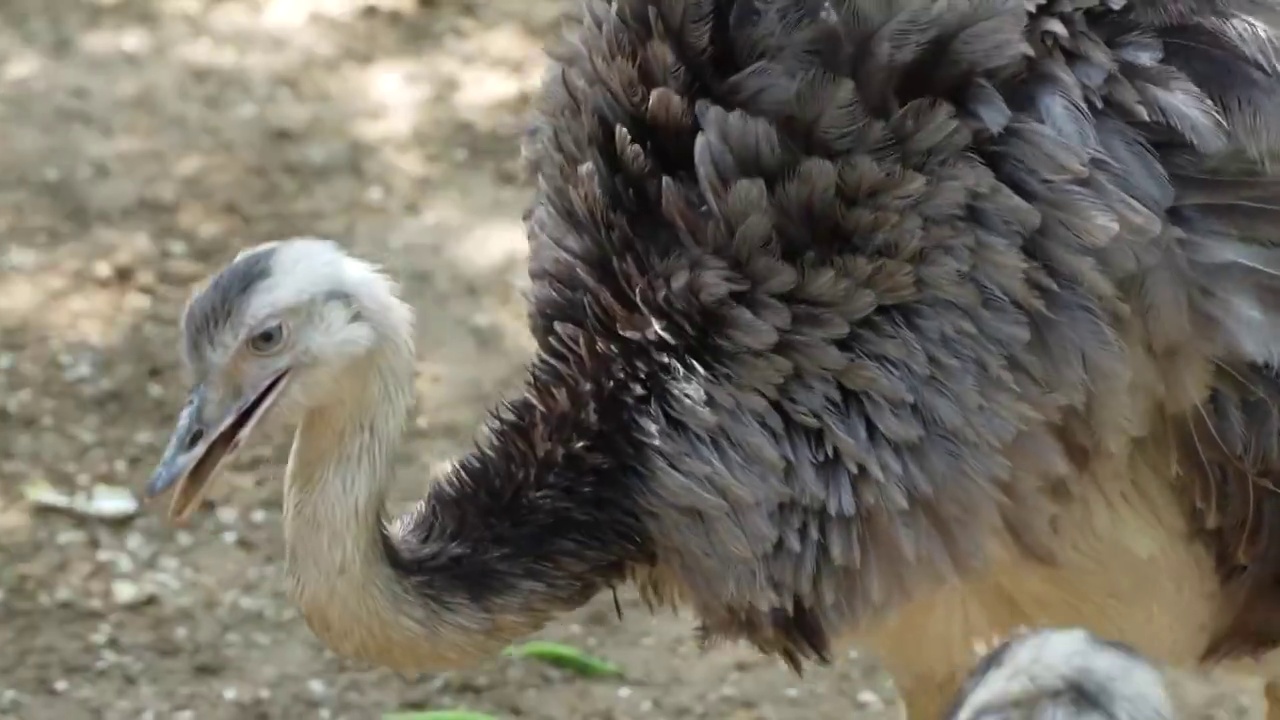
[247,322,288,355]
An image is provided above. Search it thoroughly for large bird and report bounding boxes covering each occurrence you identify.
[144,0,1280,716]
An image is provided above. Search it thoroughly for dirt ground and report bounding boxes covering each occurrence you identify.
[0,0,1267,718]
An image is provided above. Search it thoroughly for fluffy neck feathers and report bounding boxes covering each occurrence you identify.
[280,313,653,672]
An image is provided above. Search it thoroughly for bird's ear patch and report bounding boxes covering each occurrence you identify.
[321,289,363,322]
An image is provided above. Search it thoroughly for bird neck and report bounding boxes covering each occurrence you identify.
[281,329,656,673]
[280,333,430,670]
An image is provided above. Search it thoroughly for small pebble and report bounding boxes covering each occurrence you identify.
[0,688,19,709]
[55,529,88,546]
[856,690,883,709]
[110,579,149,607]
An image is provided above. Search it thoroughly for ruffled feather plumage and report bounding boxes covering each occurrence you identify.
[517,0,1280,676]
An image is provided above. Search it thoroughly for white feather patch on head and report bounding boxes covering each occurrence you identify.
[239,237,416,340]
[952,628,1173,720]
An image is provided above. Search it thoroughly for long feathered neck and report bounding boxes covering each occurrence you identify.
[280,327,420,668]
[281,318,654,673]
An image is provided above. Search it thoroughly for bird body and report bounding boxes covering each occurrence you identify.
[146,0,1280,716]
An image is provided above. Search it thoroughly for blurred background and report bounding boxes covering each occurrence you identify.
[0,0,906,717]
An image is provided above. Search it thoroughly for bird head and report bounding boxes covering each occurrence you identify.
[946,628,1173,720]
[144,237,413,522]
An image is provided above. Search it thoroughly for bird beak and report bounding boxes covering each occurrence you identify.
[145,370,291,522]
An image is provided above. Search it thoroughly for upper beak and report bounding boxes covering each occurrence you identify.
[145,370,290,522]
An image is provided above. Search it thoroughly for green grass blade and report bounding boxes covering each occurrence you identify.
[376,707,496,712]
[501,640,623,678]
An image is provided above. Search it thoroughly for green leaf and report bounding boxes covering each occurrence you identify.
[378,707,494,712]
[502,640,624,678]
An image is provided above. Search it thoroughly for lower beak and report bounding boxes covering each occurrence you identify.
[145,370,290,522]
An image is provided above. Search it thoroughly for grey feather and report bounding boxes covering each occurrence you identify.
[180,245,276,372]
